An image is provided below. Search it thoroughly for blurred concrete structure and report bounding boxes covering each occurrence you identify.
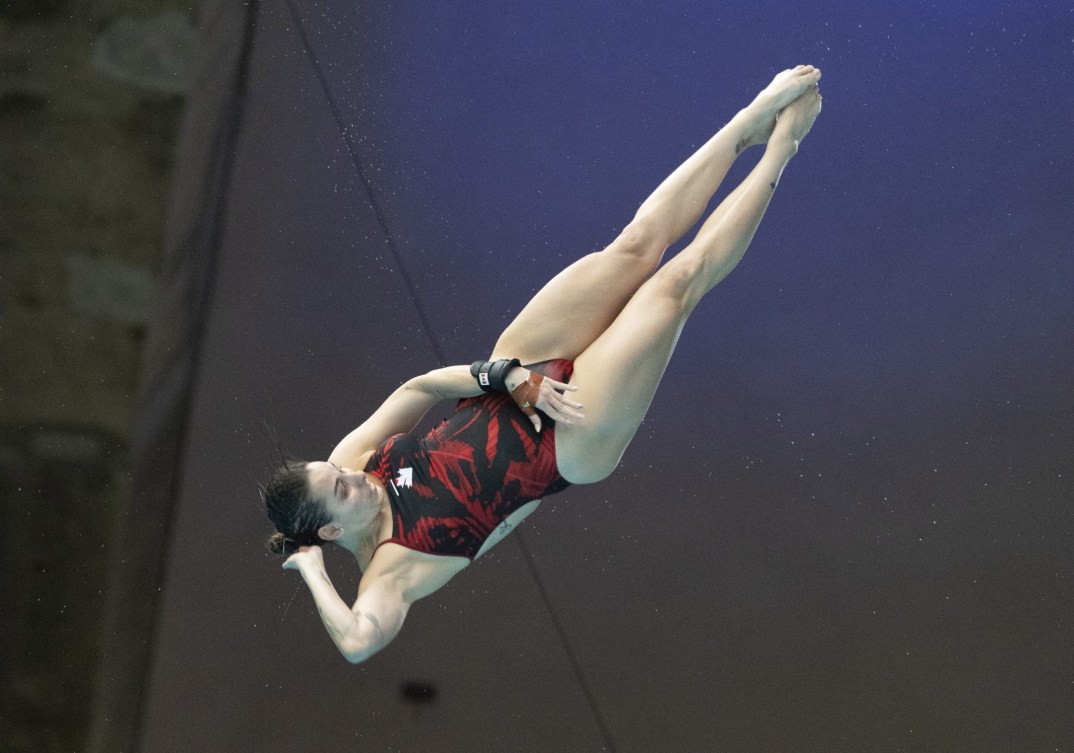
[0,2,191,752]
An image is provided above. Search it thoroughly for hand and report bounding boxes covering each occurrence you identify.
[508,368,584,433]
[282,544,324,574]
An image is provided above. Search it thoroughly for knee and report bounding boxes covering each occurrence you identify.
[609,219,666,268]
[649,257,702,311]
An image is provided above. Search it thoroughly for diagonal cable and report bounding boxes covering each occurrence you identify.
[514,532,620,752]
[280,0,445,365]
[277,3,617,751]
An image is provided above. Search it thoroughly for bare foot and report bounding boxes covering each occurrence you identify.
[770,84,823,156]
[736,65,822,151]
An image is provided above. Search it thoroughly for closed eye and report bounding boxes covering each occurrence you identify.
[330,463,346,498]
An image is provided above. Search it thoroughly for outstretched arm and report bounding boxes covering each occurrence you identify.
[329,364,582,464]
[328,365,479,465]
[283,546,408,664]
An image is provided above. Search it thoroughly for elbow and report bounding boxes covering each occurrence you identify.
[403,372,436,397]
[337,610,394,664]
[340,640,372,665]
[410,370,448,400]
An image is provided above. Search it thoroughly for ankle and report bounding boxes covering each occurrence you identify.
[765,135,799,161]
[728,107,764,137]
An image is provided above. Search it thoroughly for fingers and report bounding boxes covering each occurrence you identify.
[282,545,320,570]
[511,374,584,428]
[545,378,578,393]
[542,380,583,412]
[537,390,585,424]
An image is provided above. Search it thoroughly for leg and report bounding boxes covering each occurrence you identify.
[556,85,823,484]
[491,66,823,364]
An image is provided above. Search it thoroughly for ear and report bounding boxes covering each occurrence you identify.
[317,524,344,541]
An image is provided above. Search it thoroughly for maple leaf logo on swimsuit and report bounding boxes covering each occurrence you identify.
[395,467,414,489]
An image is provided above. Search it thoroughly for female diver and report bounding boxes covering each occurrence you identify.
[264,66,822,663]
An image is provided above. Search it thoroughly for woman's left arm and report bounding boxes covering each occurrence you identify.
[283,546,408,664]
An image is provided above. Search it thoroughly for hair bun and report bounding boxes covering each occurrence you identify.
[266,531,290,555]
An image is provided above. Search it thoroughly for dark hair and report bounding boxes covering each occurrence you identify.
[263,461,332,556]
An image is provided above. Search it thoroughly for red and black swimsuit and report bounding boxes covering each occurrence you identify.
[363,360,572,560]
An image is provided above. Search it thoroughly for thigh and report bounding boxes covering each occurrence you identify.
[554,265,694,484]
[490,231,664,364]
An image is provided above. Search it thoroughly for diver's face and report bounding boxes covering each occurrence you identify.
[304,461,380,525]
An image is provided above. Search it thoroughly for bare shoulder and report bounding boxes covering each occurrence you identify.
[360,543,469,603]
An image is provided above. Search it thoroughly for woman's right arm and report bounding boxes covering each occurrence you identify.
[328,365,479,466]
[329,363,582,465]
[284,546,408,664]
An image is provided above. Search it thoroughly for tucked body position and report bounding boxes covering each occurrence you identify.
[264,66,823,663]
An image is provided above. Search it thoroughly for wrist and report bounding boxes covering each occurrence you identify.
[470,358,521,393]
[504,366,529,392]
[298,558,325,579]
